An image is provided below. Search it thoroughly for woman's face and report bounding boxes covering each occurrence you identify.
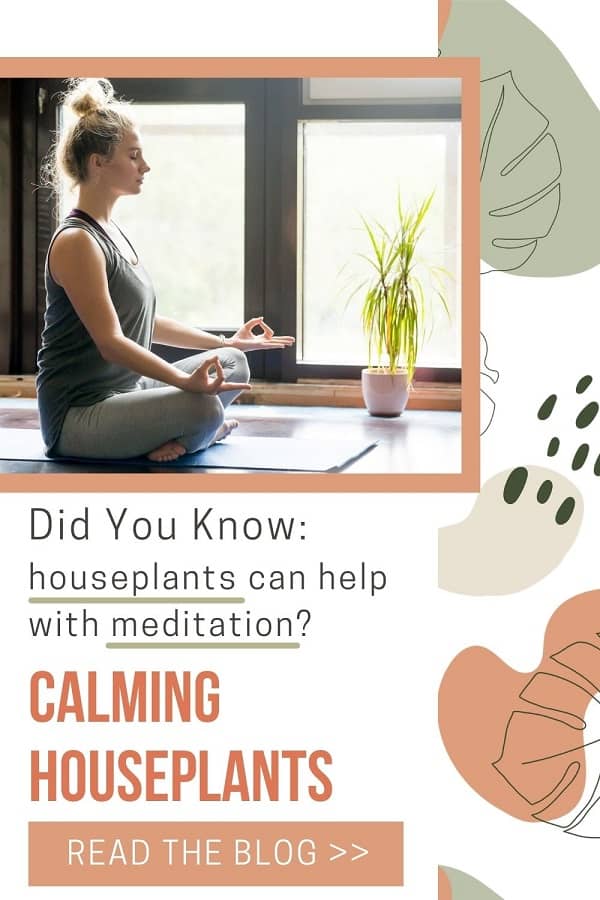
[92,128,151,196]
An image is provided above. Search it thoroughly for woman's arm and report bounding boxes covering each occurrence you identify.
[49,230,250,396]
[153,315,295,353]
[153,316,230,351]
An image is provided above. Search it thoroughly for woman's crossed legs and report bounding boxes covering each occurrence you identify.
[55,347,250,460]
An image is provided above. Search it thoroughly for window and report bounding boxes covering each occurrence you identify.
[26,76,463,384]
[297,119,461,368]
[268,79,462,383]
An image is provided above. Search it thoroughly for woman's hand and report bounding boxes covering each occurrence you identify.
[184,357,252,395]
[230,317,295,352]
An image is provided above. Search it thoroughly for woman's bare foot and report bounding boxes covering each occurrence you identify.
[147,439,187,462]
[210,418,239,446]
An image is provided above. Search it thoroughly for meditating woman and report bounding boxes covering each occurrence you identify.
[37,77,293,462]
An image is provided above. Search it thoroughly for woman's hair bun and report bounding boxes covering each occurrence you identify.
[41,76,133,192]
[63,77,115,119]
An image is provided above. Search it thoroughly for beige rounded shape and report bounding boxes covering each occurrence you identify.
[361,369,409,417]
[438,465,583,595]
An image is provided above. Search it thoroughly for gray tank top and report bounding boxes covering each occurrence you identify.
[36,217,156,455]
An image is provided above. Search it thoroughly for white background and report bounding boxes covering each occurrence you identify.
[3,1,600,898]
[0,0,437,58]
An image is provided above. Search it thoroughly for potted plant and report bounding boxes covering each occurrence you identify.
[351,191,450,416]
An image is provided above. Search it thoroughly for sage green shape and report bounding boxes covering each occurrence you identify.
[576,375,593,394]
[502,466,528,504]
[442,866,503,900]
[576,402,599,429]
[571,444,590,472]
[537,393,557,421]
[440,0,600,276]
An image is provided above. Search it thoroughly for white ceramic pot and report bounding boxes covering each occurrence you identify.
[361,368,410,417]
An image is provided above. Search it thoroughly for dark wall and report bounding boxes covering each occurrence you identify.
[0,80,13,373]
[0,79,44,375]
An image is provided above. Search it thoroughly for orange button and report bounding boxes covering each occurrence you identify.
[29,821,403,886]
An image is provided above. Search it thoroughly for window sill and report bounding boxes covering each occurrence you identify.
[0,375,36,398]
[237,379,461,411]
[0,375,461,411]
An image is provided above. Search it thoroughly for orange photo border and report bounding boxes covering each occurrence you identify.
[0,56,480,493]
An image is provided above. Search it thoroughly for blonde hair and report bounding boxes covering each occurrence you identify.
[41,77,135,191]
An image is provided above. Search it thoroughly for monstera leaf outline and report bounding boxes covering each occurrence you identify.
[481,70,562,273]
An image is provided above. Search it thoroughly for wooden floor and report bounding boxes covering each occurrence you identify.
[0,399,461,475]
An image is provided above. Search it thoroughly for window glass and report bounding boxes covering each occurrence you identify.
[304,77,461,103]
[298,119,461,368]
[59,103,245,329]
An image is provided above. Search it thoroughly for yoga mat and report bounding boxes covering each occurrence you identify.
[0,428,377,472]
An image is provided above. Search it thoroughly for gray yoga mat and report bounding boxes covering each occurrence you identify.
[0,428,377,472]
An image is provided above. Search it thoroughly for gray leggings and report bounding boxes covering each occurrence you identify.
[55,347,250,459]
